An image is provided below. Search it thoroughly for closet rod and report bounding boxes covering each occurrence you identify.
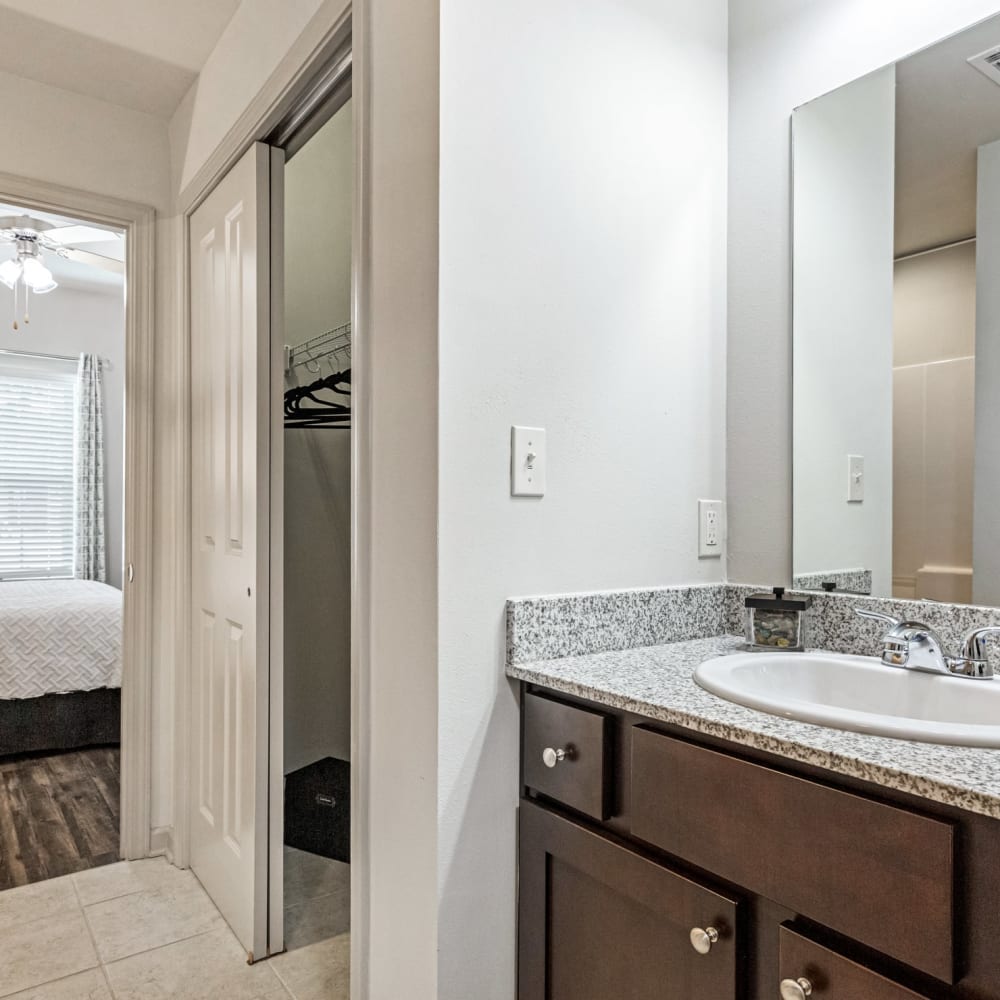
[895,235,976,263]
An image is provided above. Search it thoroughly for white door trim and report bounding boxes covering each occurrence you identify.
[0,169,156,862]
[266,144,286,956]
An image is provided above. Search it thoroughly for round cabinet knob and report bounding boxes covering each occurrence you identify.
[780,978,813,1000]
[689,926,719,955]
[542,747,567,768]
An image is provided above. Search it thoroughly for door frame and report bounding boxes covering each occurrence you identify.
[0,169,156,862]
[174,0,361,964]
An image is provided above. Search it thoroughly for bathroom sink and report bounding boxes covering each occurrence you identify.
[693,652,1000,747]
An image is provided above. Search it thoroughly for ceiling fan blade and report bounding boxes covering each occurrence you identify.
[0,214,48,233]
[44,224,121,246]
[61,248,125,275]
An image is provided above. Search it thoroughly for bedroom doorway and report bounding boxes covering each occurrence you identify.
[0,180,155,890]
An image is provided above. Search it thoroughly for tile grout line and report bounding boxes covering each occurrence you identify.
[99,926,227,970]
[74,862,227,975]
[70,875,118,999]
[72,857,175,909]
[267,958,302,1000]
[283,898,348,908]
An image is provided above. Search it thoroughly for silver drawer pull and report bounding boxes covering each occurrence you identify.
[542,746,568,768]
[689,926,719,954]
[780,978,813,1000]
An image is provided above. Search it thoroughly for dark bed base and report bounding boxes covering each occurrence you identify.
[0,688,120,757]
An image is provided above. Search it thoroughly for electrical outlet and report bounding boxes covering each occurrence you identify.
[699,500,724,558]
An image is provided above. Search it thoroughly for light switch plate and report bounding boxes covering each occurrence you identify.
[511,426,546,497]
[698,499,724,558]
[847,454,864,503]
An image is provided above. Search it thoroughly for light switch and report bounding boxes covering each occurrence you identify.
[511,426,546,497]
[847,454,864,503]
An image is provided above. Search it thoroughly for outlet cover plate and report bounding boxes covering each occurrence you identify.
[511,426,546,497]
[699,499,724,558]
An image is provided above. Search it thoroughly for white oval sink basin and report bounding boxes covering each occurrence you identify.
[694,652,1000,747]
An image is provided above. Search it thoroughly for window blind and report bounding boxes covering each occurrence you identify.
[0,356,77,580]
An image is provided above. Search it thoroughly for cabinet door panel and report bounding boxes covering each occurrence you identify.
[518,800,738,1000]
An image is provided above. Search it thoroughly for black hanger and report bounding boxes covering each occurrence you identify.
[284,368,352,429]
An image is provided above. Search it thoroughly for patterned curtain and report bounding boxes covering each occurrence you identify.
[74,354,106,583]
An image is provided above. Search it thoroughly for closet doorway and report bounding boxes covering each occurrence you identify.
[269,53,354,984]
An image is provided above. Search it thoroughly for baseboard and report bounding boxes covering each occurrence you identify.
[149,825,175,863]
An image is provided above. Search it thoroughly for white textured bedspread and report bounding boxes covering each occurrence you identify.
[0,580,123,699]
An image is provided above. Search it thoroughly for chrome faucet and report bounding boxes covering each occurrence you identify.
[855,609,998,680]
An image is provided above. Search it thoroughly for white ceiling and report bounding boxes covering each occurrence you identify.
[0,202,125,295]
[896,14,1000,257]
[0,0,242,117]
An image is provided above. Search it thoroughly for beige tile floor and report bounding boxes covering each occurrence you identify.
[282,847,349,953]
[0,857,349,1000]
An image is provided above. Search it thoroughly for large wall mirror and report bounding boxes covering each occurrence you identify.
[793,13,1000,606]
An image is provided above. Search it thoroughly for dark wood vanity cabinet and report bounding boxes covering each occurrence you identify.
[518,685,1000,1000]
[518,800,739,1000]
[779,927,932,999]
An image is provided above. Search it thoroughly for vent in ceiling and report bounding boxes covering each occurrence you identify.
[968,45,1000,86]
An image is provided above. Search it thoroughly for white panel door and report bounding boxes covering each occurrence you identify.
[189,142,271,961]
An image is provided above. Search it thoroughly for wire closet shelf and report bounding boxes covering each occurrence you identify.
[284,321,351,374]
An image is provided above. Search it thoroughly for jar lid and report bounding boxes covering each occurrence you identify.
[745,586,813,612]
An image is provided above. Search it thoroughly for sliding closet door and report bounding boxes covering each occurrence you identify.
[189,142,272,961]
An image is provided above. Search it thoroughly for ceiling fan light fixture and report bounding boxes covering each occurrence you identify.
[21,255,56,293]
[0,258,21,290]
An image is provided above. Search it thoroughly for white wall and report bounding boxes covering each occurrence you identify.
[894,242,975,602]
[283,101,353,773]
[438,0,728,995]
[975,140,1000,605]
[169,0,329,194]
[728,0,1000,586]
[0,284,127,588]
[792,67,895,597]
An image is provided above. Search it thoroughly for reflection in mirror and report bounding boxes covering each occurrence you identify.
[792,14,1000,605]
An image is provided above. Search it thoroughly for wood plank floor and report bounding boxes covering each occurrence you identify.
[0,745,120,890]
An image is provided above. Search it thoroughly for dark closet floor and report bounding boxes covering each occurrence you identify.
[0,746,120,890]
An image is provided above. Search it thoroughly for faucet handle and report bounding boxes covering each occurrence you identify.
[854,607,901,629]
[961,626,1000,663]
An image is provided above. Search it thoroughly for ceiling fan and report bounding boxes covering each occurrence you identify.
[0,214,124,329]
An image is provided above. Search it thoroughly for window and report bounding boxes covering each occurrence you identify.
[0,355,76,580]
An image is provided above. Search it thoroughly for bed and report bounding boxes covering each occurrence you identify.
[0,579,122,756]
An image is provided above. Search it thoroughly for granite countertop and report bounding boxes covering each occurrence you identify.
[507,634,1000,821]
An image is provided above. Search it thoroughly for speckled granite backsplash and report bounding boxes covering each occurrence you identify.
[506,585,729,665]
[508,583,1000,666]
[791,568,873,595]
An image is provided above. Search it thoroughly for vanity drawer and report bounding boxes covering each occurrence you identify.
[779,926,932,999]
[522,692,612,821]
[630,728,956,982]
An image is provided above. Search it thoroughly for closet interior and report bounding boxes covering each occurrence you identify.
[280,94,353,957]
